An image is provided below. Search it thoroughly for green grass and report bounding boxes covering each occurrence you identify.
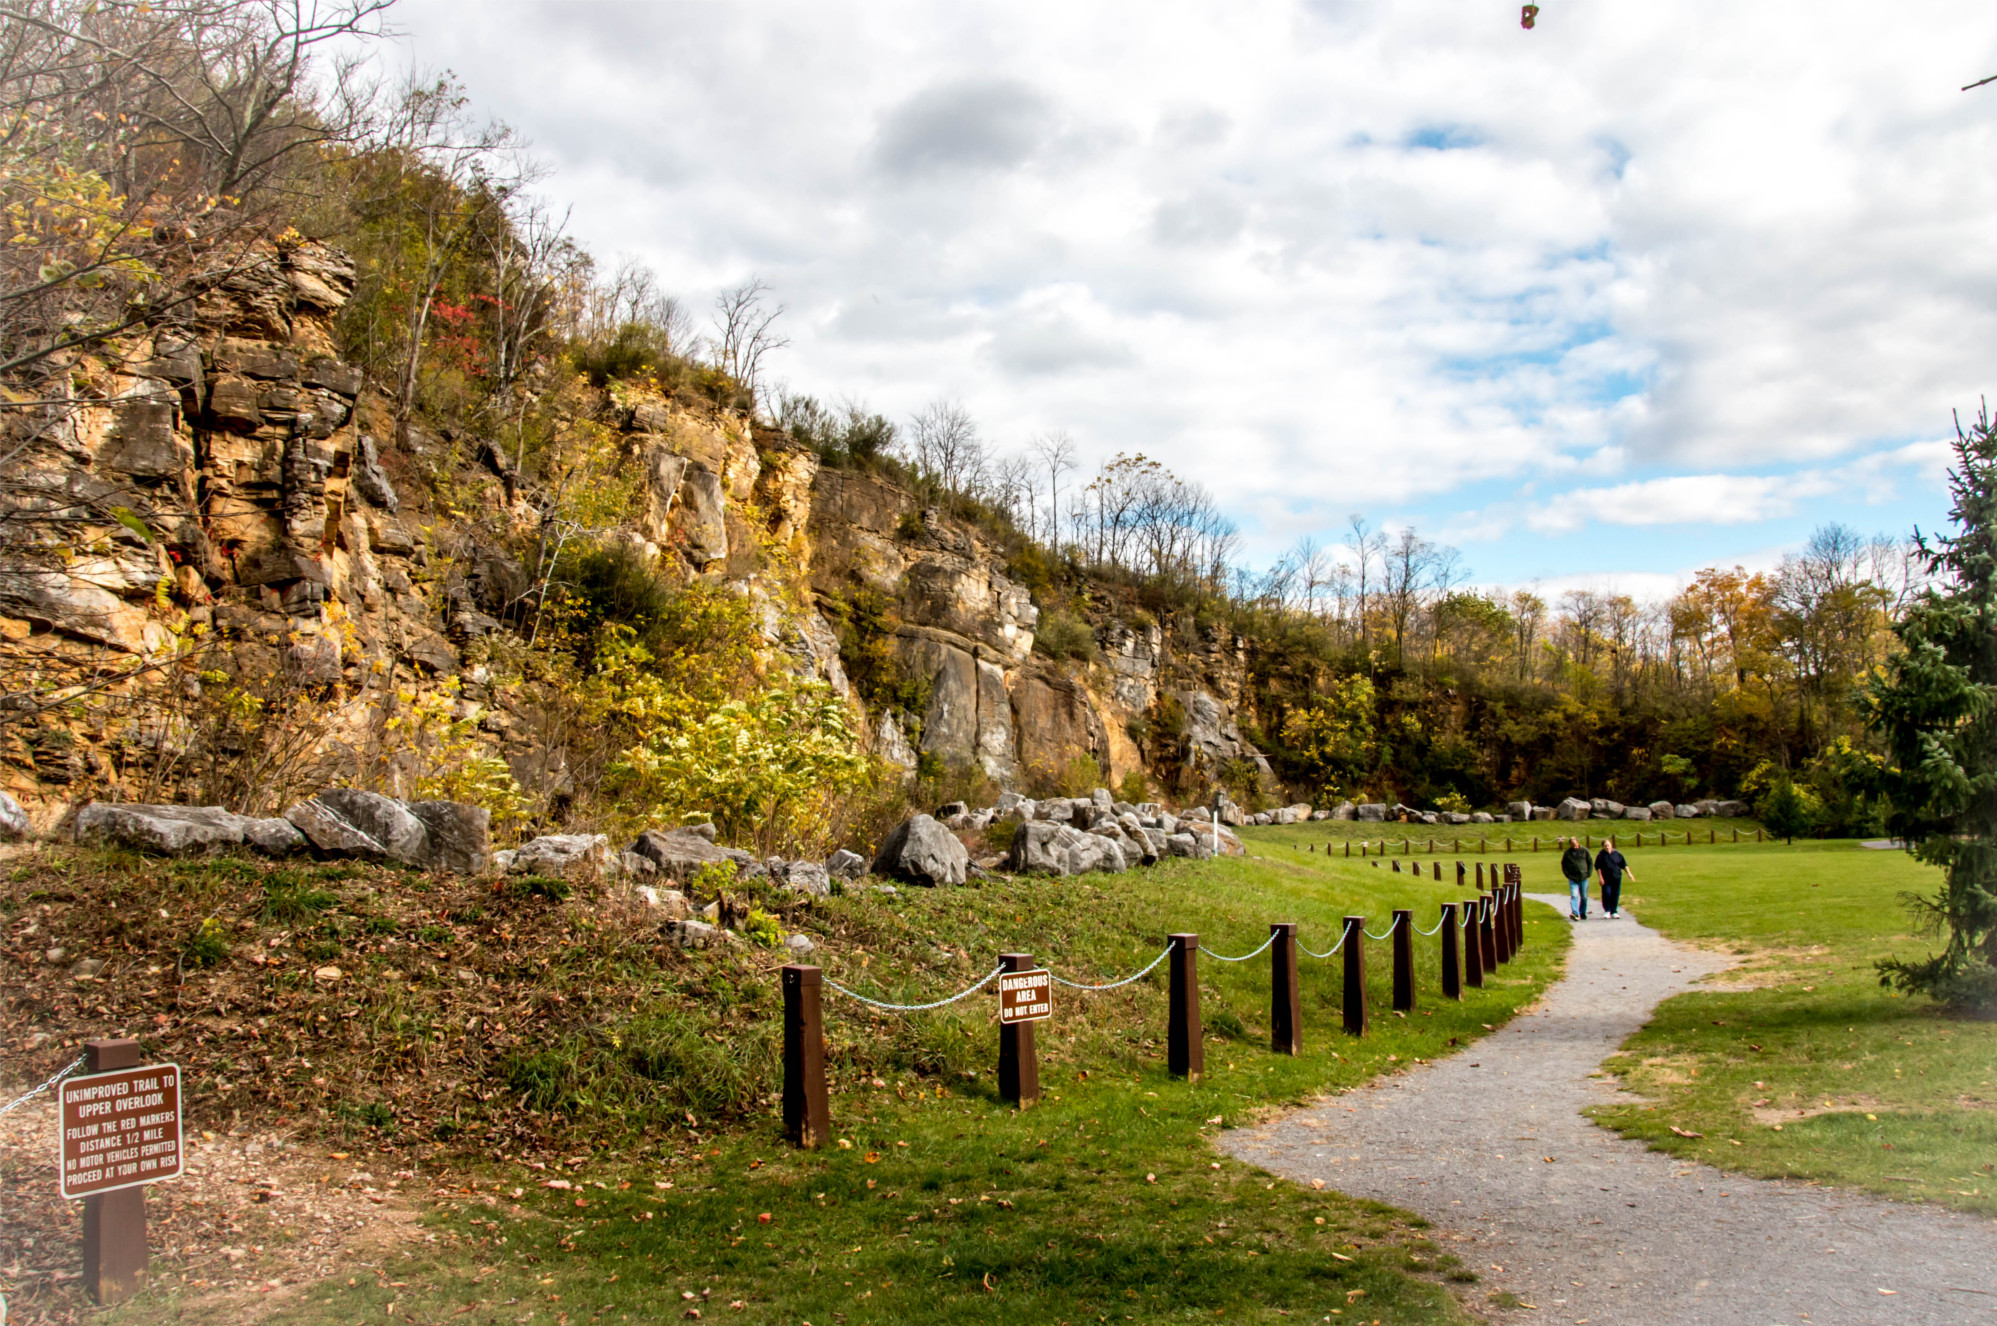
[1576,838,1997,1213]
[101,839,1567,1326]
[1268,814,1767,853]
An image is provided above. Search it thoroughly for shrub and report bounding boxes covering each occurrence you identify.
[1116,769,1149,804]
[182,916,229,968]
[1033,609,1098,662]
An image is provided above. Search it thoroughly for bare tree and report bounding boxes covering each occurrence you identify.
[1031,430,1078,553]
[710,277,787,402]
[906,398,986,498]
[1380,526,1435,668]
[1344,515,1386,657]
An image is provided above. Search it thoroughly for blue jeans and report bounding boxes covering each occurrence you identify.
[1600,876,1622,914]
[1569,879,1589,917]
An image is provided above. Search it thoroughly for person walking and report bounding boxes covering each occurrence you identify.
[1560,836,1592,920]
[1595,837,1633,918]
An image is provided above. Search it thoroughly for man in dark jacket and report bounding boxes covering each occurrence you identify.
[1560,837,1592,920]
[1595,838,1634,917]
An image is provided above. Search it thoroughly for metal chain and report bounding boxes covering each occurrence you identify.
[1198,933,1278,964]
[1051,946,1172,991]
[0,1056,85,1118]
[824,966,1003,1012]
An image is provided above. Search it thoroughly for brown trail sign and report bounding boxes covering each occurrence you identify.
[998,967,1052,1024]
[59,1038,183,1305]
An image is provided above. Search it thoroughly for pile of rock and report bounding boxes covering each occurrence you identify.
[891,786,1246,879]
[75,789,493,871]
[1541,797,1749,822]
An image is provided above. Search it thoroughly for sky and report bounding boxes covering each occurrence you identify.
[378,0,1997,597]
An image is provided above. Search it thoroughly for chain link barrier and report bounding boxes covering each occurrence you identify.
[0,1056,85,1119]
[1049,946,1173,991]
[1297,927,1351,960]
[823,966,1004,1012]
[1197,933,1278,964]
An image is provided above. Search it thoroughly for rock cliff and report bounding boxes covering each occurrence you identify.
[0,243,1273,833]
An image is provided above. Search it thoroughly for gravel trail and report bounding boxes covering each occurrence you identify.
[1220,894,1997,1325]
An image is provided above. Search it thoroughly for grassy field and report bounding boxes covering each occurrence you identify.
[1268,814,1767,854]
[1572,838,1997,1214]
[3,838,1567,1326]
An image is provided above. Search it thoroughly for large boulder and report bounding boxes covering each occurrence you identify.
[775,859,832,897]
[77,803,299,855]
[1647,800,1675,819]
[630,828,758,882]
[1589,798,1625,819]
[1008,820,1079,874]
[826,848,868,878]
[1715,799,1750,818]
[1555,797,1591,821]
[872,814,969,887]
[1470,812,1494,824]
[1622,806,1653,821]
[1164,832,1212,860]
[0,791,29,841]
[299,788,428,861]
[1332,801,1356,821]
[1675,804,1700,819]
[507,833,612,877]
[1069,832,1128,874]
[1279,803,1312,824]
[408,800,490,872]
[1356,803,1387,822]
[1506,801,1532,820]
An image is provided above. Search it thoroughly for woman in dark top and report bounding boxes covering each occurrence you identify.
[1594,838,1634,918]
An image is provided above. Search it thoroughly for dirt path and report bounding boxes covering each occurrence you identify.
[1221,895,1997,1325]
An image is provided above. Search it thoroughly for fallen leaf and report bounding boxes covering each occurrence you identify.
[1669,1126,1703,1139]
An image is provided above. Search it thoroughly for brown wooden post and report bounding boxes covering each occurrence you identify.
[1479,894,1498,973]
[1493,886,1513,965]
[1439,903,1462,999]
[1270,923,1301,1056]
[1512,876,1525,951]
[998,952,1041,1105]
[1456,860,1466,886]
[1169,934,1203,1080]
[83,1038,147,1306]
[1432,860,1440,881]
[782,966,831,1148]
[1391,909,1415,1012]
[1533,835,1540,851]
[1344,840,1350,857]
[1476,861,1484,890]
[1462,900,1484,988]
[1341,917,1367,1036]
[1392,858,1401,872]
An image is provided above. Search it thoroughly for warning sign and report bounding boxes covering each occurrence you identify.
[58,1063,183,1199]
[998,969,1052,1025]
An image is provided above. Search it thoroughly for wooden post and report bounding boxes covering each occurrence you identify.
[1513,878,1525,951]
[1439,903,1462,998]
[1456,860,1466,886]
[1341,917,1367,1037]
[1391,909,1414,1012]
[782,966,831,1148]
[998,952,1041,1105]
[1270,923,1301,1056]
[1493,886,1513,965]
[83,1038,147,1306]
[1479,894,1498,973]
[1169,934,1203,1080]
[1462,900,1484,988]
[1432,860,1440,881]
[1392,858,1402,873]
[1344,840,1350,857]
[1476,861,1484,889]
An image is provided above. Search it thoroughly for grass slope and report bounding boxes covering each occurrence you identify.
[1580,838,1997,1214]
[3,838,1565,1325]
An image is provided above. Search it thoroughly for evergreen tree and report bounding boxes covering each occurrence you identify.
[1866,404,1997,1008]
[1760,777,1816,844]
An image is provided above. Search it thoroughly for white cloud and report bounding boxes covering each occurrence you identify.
[378,0,1995,572]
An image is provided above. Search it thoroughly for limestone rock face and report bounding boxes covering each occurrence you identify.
[872,814,969,887]
[678,462,729,564]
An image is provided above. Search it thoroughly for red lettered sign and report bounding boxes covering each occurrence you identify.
[58,1063,184,1199]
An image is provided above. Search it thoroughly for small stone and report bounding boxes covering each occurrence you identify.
[313,966,342,982]
[785,933,817,954]
[70,958,105,978]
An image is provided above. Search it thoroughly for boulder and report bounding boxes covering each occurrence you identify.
[1715,800,1750,818]
[995,790,1028,816]
[241,816,306,854]
[1156,812,1179,836]
[936,801,969,822]
[1446,812,1470,826]
[1623,806,1653,821]
[407,800,490,872]
[77,803,256,855]
[785,933,817,956]
[1589,798,1625,819]
[508,833,612,877]
[1091,788,1113,810]
[0,790,30,841]
[1310,810,1330,821]
[777,860,832,897]
[630,828,758,881]
[1507,801,1532,820]
[1471,812,1494,824]
[1332,801,1356,821]
[665,918,733,949]
[304,788,428,862]
[1137,826,1169,862]
[1532,807,1558,821]
[1282,803,1312,824]
[1008,820,1080,874]
[1555,798,1591,821]
[1091,822,1149,864]
[618,850,657,876]
[1675,804,1700,819]
[285,797,387,856]
[1356,803,1387,822]
[1647,800,1675,819]
[872,814,969,887]
[1164,832,1211,860]
[1182,805,1211,823]
[1219,802,1246,827]
[826,848,868,879]
[1067,832,1128,875]
[1252,812,1271,826]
